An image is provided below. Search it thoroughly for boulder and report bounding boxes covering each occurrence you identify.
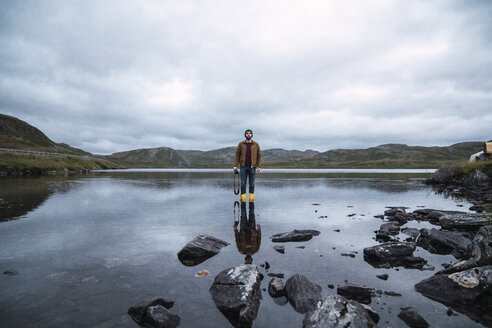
[363,242,428,269]
[401,228,420,242]
[384,208,405,217]
[268,277,285,297]
[128,298,177,328]
[392,213,414,225]
[270,229,320,243]
[177,234,229,266]
[284,274,322,314]
[397,307,429,328]
[336,284,373,304]
[463,169,491,188]
[437,259,478,275]
[439,214,489,232]
[303,295,378,328]
[209,264,262,327]
[416,228,472,260]
[379,222,401,235]
[144,306,180,328]
[415,265,492,326]
[472,225,492,266]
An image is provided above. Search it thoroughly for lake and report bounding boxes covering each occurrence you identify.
[0,169,484,327]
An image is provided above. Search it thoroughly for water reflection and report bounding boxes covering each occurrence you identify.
[234,202,261,264]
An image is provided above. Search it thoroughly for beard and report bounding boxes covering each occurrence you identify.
[245,135,252,140]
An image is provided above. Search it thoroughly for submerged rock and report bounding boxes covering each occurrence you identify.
[177,234,229,266]
[284,274,322,314]
[397,307,429,328]
[273,245,285,254]
[378,222,401,235]
[336,284,374,304]
[416,228,472,260]
[415,265,492,326]
[209,264,262,327]
[270,229,320,243]
[303,295,378,328]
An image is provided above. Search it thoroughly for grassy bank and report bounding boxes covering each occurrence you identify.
[0,152,119,173]
[462,161,492,180]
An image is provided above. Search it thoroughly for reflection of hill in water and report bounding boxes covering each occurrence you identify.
[0,176,76,222]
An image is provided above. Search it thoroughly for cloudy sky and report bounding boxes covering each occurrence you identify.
[1,1,491,154]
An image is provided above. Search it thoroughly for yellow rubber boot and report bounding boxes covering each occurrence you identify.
[240,194,246,203]
[249,193,254,202]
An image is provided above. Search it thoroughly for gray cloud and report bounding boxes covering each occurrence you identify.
[1,0,491,154]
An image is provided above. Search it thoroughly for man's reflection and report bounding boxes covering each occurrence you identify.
[234,202,261,264]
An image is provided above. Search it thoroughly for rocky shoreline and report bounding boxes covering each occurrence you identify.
[0,168,91,177]
[125,168,492,328]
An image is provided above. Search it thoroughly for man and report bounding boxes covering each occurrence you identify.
[233,129,261,202]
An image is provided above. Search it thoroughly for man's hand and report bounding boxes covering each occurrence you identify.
[256,167,261,173]
[233,167,238,174]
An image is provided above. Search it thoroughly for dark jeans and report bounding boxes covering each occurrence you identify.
[240,166,256,194]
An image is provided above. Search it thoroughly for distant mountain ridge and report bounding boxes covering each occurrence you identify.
[0,113,484,168]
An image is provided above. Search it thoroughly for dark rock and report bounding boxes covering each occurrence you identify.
[284,274,322,314]
[143,305,180,328]
[268,277,285,297]
[128,298,176,328]
[416,228,472,260]
[209,264,262,327]
[328,284,335,289]
[471,225,492,266]
[374,215,384,219]
[341,253,356,258]
[383,291,402,296]
[397,306,429,328]
[415,265,492,326]
[376,274,389,280]
[273,245,285,254]
[3,270,18,276]
[337,284,373,304]
[333,229,340,232]
[270,229,320,243]
[296,246,306,249]
[384,208,404,216]
[469,205,485,213]
[267,273,285,278]
[379,221,401,235]
[437,259,478,274]
[128,298,175,324]
[392,213,413,225]
[364,242,428,269]
[375,233,396,242]
[401,228,420,241]
[303,295,378,328]
[439,214,489,232]
[177,234,229,266]
[264,261,270,270]
[463,169,491,188]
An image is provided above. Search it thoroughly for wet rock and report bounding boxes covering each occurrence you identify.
[471,225,492,266]
[384,291,402,296]
[415,265,492,326]
[375,233,397,242]
[143,305,180,328]
[284,274,322,314]
[268,277,285,297]
[209,264,262,327]
[416,228,472,260]
[341,253,356,258]
[364,242,428,269]
[384,208,405,217]
[392,213,414,225]
[336,284,373,304]
[303,295,378,328]
[177,234,229,266]
[401,228,420,241]
[270,229,320,243]
[128,298,176,327]
[376,274,389,280]
[439,214,489,232]
[3,270,18,276]
[273,245,285,254]
[469,205,485,213]
[267,273,285,278]
[379,221,401,235]
[397,306,429,328]
[437,259,478,275]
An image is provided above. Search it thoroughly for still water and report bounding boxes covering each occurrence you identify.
[0,169,484,327]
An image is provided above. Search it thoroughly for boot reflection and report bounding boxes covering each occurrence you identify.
[234,203,261,264]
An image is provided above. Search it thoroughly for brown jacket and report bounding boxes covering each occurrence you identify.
[234,140,261,168]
